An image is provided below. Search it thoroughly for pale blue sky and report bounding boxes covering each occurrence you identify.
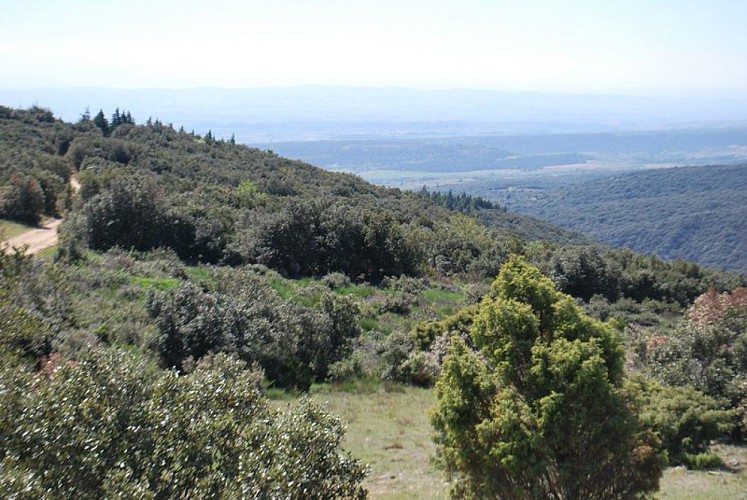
[2,0,747,94]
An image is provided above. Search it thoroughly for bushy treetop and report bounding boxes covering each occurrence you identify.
[431,256,665,499]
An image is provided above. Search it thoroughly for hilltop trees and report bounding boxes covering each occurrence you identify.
[242,199,419,280]
[92,110,109,137]
[91,108,134,137]
[431,257,665,498]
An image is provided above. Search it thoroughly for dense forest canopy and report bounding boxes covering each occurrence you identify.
[509,164,747,273]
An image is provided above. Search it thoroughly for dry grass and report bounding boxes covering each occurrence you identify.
[659,444,747,499]
[0,219,35,239]
[292,387,747,499]
[308,385,449,499]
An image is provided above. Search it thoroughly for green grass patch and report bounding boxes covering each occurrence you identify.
[130,276,180,292]
[422,287,465,318]
[185,266,214,284]
[265,386,304,401]
[0,219,35,239]
[358,316,380,332]
[309,386,448,499]
[269,277,295,299]
[268,276,328,307]
[422,288,464,304]
[311,378,392,395]
[337,284,377,299]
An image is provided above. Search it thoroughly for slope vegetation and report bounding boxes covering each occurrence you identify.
[513,164,747,273]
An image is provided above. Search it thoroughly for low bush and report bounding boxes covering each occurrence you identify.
[147,269,361,389]
[630,378,734,466]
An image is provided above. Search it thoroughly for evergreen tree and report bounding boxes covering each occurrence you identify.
[431,256,666,498]
[111,108,121,128]
[92,110,109,137]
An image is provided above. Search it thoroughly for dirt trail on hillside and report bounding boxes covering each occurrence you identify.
[70,174,81,193]
[2,219,62,255]
[1,172,80,256]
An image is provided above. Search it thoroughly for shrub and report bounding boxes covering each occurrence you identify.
[322,271,351,289]
[0,173,45,224]
[644,295,747,408]
[630,378,734,466]
[147,270,361,389]
[82,178,170,252]
[682,452,723,470]
[0,350,367,498]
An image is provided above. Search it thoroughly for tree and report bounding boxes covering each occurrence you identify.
[92,109,110,137]
[549,246,620,301]
[431,256,665,499]
[82,178,169,251]
[0,173,45,224]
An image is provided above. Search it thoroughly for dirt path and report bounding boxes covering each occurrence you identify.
[70,173,80,193]
[1,172,80,256]
[2,218,62,255]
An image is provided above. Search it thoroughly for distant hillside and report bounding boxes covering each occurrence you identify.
[512,164,747,273]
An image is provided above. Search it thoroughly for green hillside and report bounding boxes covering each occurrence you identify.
[2,106,747,498]
[512,164,747,273]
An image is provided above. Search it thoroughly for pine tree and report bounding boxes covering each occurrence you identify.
[92,110,110,137]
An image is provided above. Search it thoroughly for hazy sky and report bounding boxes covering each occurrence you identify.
[2,0,747,94]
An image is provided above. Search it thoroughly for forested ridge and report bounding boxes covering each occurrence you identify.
[511,163,747,273]
[1,106,746,497]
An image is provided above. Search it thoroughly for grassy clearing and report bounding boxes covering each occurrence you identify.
[0,219,35,239]
[277,387,747,499]
[130,276,181,292]
[659,444,747,499]
[185,265,214,284]
[269,277,296,299]
[263,275,469,339]
[306,385,449,499]
[338,283,378,299]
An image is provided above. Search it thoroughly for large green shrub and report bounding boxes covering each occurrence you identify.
[82,178,170,252]
[146,269,361,389]
[0,173,45,224]
[431,257,665,498]
[0,350,367,498]
[628,378,733,467]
